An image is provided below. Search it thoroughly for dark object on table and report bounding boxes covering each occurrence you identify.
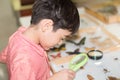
[87,74,94,80]
[103,68,110,73]
[66,48,80,55]
[108,76,120,80]
[87,50,103,60]
[50,43,66,52]
[114,57,118,60]
[66,37,86,46]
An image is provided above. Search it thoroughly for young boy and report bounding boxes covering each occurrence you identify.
[0,0,80,80]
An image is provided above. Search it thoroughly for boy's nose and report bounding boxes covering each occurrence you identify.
[58,40,63,45]
[58,39,65,45]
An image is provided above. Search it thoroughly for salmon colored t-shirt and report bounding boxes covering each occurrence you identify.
[0,27,50,80]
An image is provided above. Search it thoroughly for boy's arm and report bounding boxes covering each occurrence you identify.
[9,52,36,80]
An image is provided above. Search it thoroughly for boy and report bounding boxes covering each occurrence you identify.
[0,0,80,80]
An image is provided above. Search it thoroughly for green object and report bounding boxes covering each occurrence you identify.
[69,53,88,72]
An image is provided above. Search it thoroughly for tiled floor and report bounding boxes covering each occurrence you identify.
[0,0,17,80]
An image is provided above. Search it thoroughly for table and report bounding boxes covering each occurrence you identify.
[49,50,120,80]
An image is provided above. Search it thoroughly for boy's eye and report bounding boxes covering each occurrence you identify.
[62,38,64,40]
[62,37,66,40]
[62,38,66,42]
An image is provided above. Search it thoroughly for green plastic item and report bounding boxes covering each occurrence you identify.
[69,53,88,72]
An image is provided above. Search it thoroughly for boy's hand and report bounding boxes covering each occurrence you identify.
[48,69,75,80]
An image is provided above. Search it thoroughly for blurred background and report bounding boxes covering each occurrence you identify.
[0,0,17,79]
[0,0,115,80]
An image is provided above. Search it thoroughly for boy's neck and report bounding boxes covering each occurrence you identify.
[22,26,40,45]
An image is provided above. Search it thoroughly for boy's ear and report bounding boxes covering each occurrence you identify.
[39,19,54,32]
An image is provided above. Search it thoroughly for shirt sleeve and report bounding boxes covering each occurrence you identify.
[9,52,36,80]
[0,46,8,63]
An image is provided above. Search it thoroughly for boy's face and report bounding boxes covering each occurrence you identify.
[39,28,71,50]
[36,19,71,50]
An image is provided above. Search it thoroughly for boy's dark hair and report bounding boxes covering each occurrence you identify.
[31,0,80,34]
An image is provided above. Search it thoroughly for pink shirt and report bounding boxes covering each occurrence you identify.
[0,27,50,80]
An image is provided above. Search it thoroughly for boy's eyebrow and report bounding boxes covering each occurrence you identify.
[65,35,72,39]
[67,35,73,37]
[66,35,71,37]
